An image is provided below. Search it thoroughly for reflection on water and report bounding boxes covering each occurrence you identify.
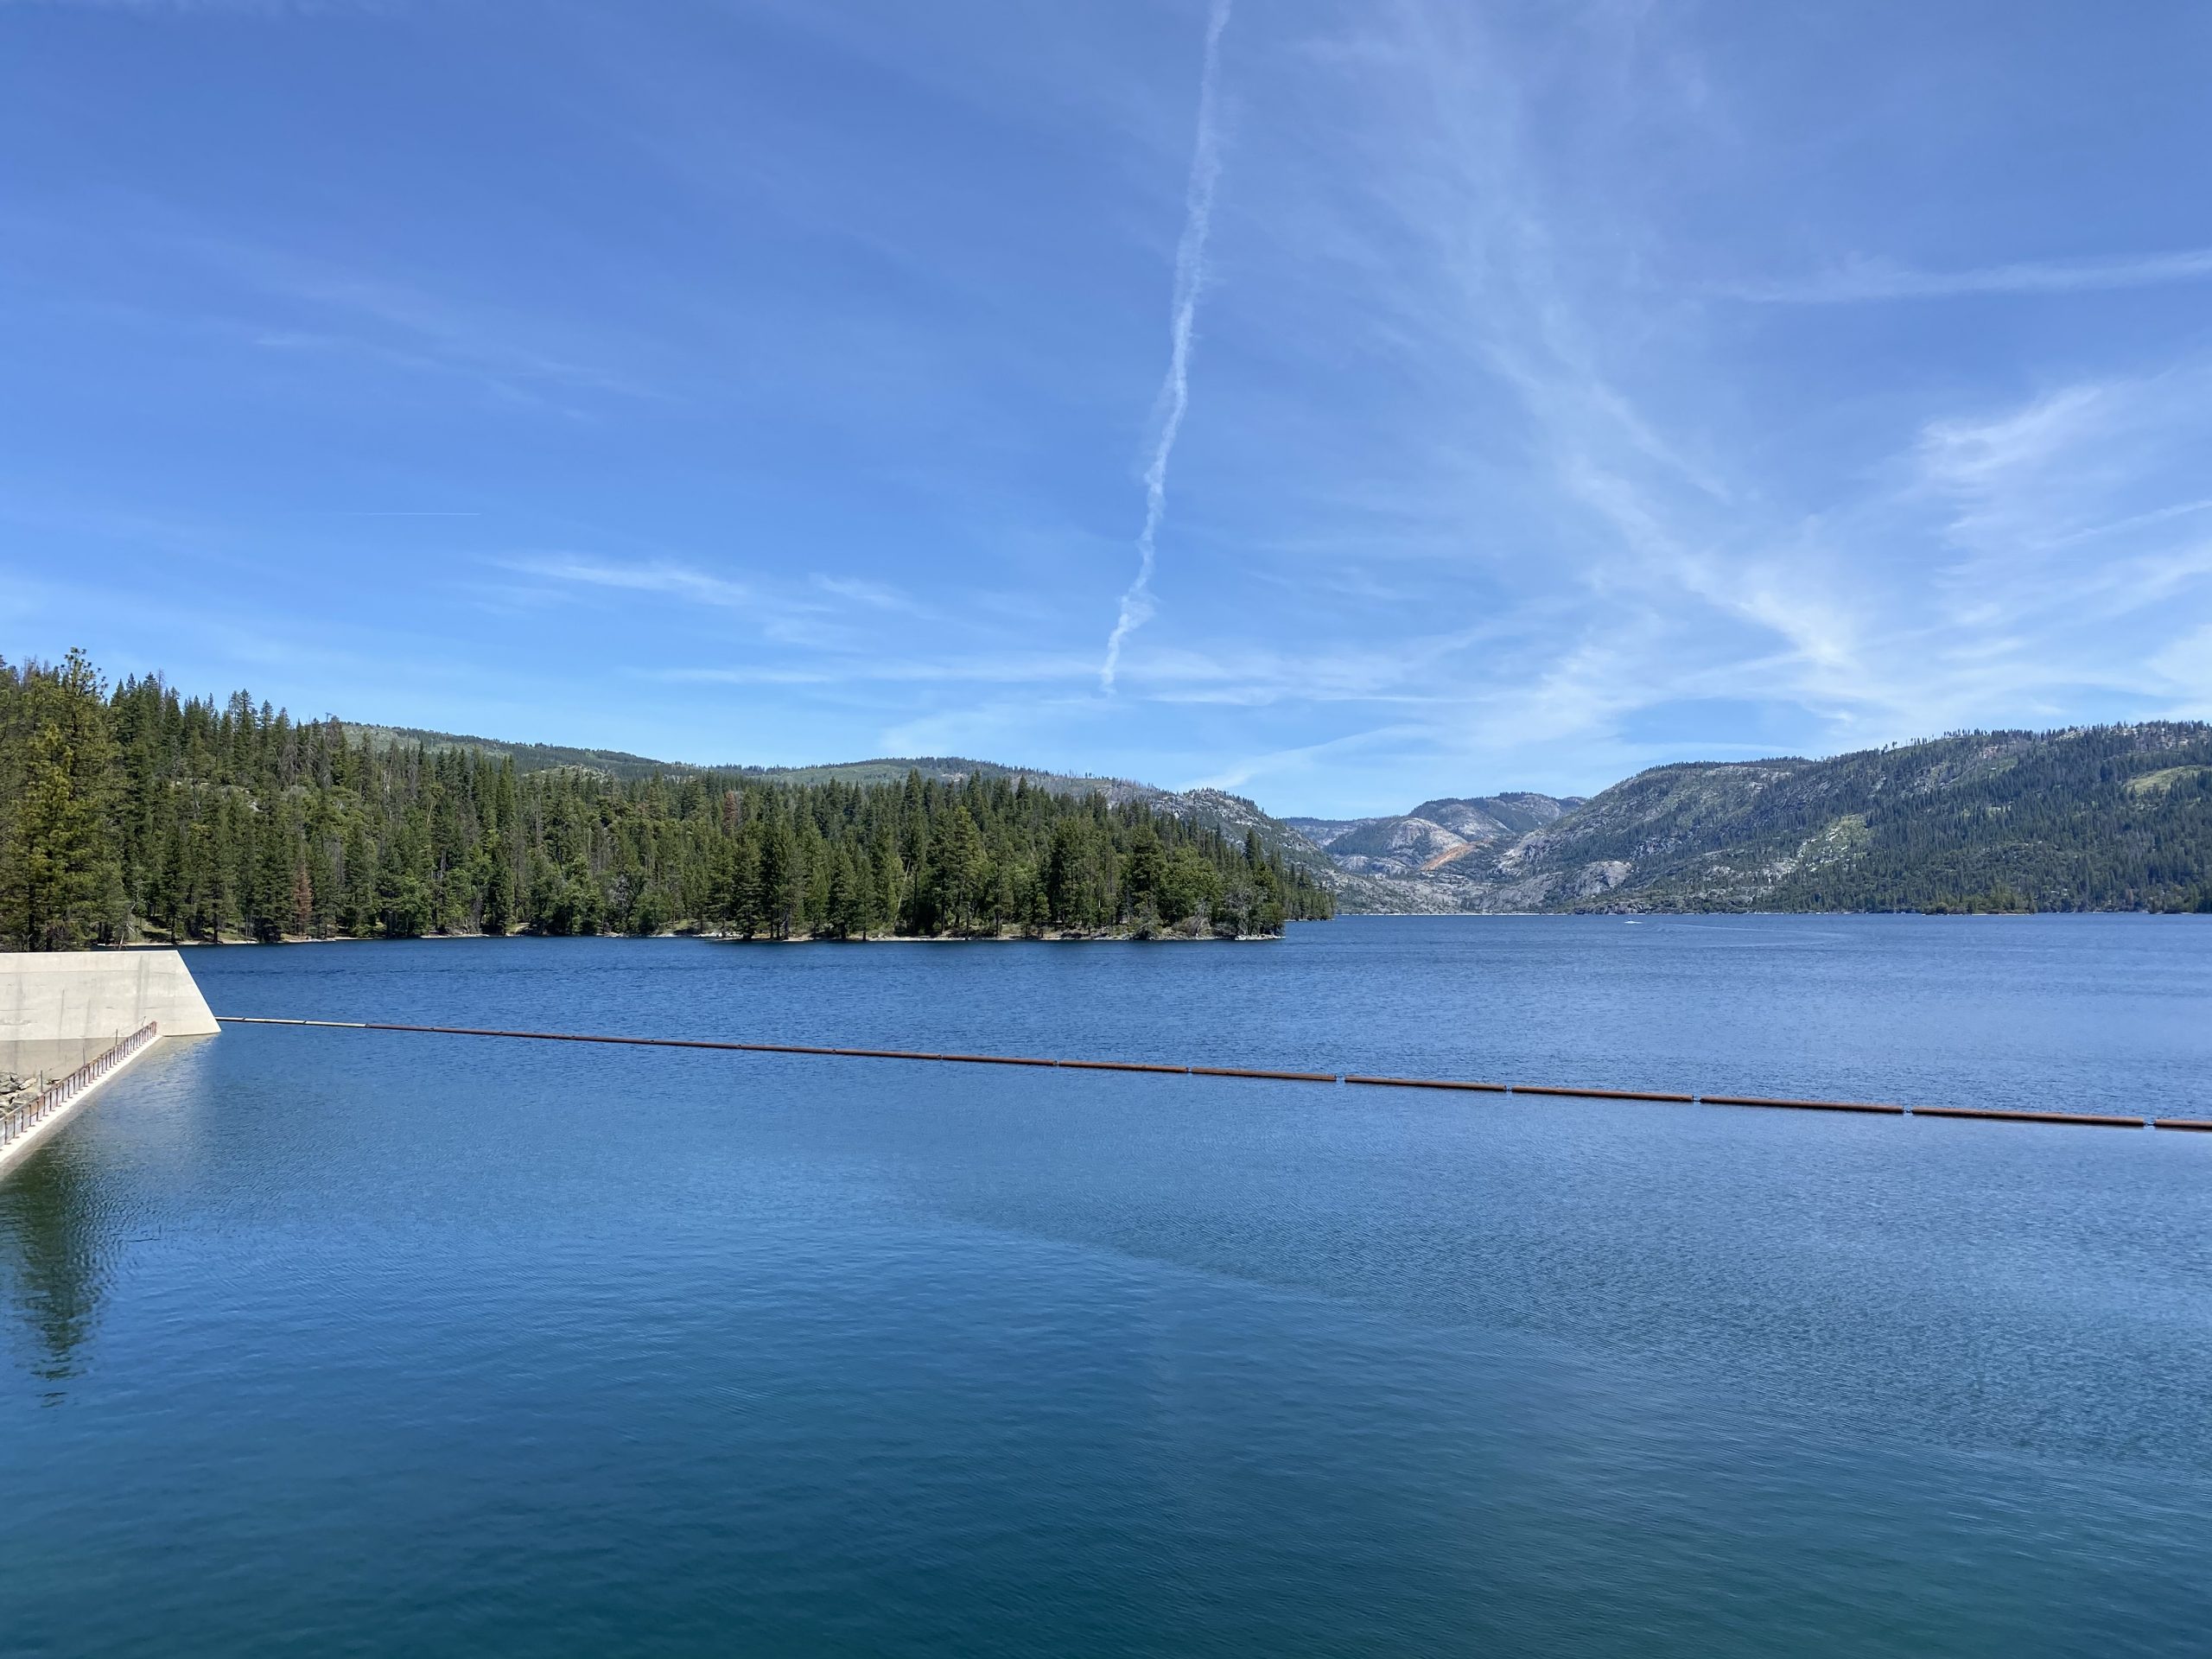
[0,1135,111,1388]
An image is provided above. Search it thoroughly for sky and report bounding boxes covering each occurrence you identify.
[4,1,2210,817]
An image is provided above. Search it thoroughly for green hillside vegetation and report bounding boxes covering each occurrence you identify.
[339,724,690,785]
[352,727,1131,795]
[1529,726,2212,913]
[731,757,1096,790]
[0,652,1332,950]
[343,729,1336,880]
[343,730,1084,791]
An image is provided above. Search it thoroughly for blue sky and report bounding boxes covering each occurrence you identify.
[4,1,2209,817]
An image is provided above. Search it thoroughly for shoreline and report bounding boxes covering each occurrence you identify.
[117,908,2203,948]
[133,927,1291,948]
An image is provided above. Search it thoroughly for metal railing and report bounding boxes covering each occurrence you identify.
[0,1021,159,1151]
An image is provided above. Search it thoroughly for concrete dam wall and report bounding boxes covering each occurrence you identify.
[0,949,219,1047]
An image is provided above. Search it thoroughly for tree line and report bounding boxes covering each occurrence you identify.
[0,651,1332,950]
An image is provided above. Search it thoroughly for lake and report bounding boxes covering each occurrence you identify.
[3,916,2208,1656]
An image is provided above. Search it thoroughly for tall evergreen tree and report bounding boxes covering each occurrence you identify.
[0,650,128,948]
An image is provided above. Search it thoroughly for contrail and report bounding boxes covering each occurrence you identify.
[1101,0,1233,693]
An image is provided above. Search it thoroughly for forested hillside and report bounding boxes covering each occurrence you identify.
[1312,726,2212,913]
[0,652,1331,949]
[1541,726,2212,913]
[347,730,1343,887]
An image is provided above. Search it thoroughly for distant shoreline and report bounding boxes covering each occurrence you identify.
[116,911,2202,950]
[130,927,1287,947]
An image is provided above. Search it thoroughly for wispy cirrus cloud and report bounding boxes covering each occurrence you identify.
[504,554,754,609]
[204,243,661,404]
[1912,369,2212,563]
[657,652,1099,690]
[10,207,660,410]
[498,555,956,655]
[2150,623,2212,714]
[1193,722,1427,793]
[810,575,936,619]
[1726,248,2212,304]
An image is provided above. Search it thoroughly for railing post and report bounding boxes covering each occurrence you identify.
[2,1021,159,1151]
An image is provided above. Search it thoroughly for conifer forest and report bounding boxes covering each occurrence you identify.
[0,652,1333,950]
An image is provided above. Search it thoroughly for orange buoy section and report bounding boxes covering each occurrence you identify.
[1344,1075,1509,1094]
[1512,1084,1699,1104]
[1701,1094,1906,1116]
[1912,1105,2145,1129]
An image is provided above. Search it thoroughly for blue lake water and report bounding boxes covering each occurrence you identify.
[3,916,2209,1656]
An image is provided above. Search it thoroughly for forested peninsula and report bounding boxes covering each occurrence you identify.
[0,652,1332,950]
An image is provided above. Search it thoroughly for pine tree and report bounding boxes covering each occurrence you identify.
[340,821,376,937]
[1121,825,1166,925]
[0,651,128,949]
[480,834,514,936]
[950,806,995,931]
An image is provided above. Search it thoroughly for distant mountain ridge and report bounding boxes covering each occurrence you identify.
[1300,725,2212,913]
[1284,792,1584,880]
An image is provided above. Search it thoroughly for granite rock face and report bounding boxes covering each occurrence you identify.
[1281,793,1583,885]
